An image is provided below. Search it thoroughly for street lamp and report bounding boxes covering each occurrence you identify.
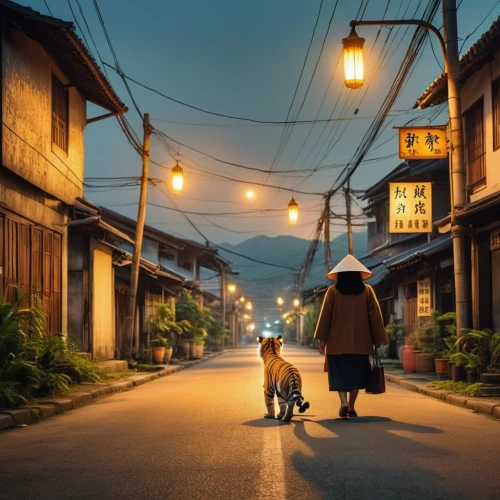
[342,25,365,89]
[172,161,184,194]
[293,298,300,309]
[288,197,298,225]
[228,283,236,295]
[341,1,468,382]
[239,296,245,303]
[246,302,253,311]
[277,296,284,311]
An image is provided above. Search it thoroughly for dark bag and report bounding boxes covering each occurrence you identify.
[366,347,385,394]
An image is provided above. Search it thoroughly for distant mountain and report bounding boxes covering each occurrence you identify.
[216,232,367,326]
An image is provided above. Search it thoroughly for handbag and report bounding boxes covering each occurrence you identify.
[366,347,385,394]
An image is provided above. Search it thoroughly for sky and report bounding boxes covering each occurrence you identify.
[23,0,500,246]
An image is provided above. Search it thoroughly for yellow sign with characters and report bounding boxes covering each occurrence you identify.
[417,277,432,317]
[396,126,447,159]
[389,182,432,233]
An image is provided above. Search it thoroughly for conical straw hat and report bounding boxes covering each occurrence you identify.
[326,254,373,281]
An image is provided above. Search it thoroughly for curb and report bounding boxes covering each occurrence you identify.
[0,351,225,432]
[385,374,500,420]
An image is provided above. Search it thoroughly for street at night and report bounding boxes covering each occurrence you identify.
[1,346,499,500]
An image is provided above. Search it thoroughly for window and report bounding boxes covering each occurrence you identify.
[52,76,69,152]
[493,77,500,151]
[464,97,485,188]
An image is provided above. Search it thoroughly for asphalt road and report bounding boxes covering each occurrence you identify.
[1,345,499,500]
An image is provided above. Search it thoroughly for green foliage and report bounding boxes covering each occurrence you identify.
[385,322,404,341]
[150,303,191,348]
[450,329,500,374]
[0,288,100,408]
[175,290,210,344]
[303,303,320,346]
[431,380,482,397]
[413,310,457,356]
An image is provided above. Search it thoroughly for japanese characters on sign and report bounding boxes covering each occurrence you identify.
[417,277,432,317]
[396,126,447,159]
[389,182,432,233]
[490,229,500,251]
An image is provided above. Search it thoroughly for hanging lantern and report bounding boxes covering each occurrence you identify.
[277,296,284,309]
[342,26,365,90]
[288,197,299,225]
[172,162,184,194]
[293,298,300,309]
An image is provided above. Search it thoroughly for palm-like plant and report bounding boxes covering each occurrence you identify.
[450,329,500,374]
[151,303,191,349]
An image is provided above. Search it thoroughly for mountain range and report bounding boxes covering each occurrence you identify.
[214,232,367,325]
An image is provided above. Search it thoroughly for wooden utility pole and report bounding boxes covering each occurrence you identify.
[345,180,353,255]
[324,194,332,274]
[221,265,226,348]
[125,113,152,362]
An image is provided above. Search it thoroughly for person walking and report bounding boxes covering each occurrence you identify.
[314,254,388,418]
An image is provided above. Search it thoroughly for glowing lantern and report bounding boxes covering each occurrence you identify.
[342,26,365,90]
[172,162,184,194]
[228,283,236,294]
[277,296,284,309]
[288,198,299,225]
[293,298,300,309]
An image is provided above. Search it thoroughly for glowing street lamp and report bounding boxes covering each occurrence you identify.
[172,161,184,194]
[293,298,300,309]
[277,296,284,311]
[288,198,299,225]
[342,25,365,90]
[246,302,253,311]
[248,323,256,332]
[228,283,236,294]
[239,296,245,303]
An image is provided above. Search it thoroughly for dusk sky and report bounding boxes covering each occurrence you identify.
[23,0,500,244]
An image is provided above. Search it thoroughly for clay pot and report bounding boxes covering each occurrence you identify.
[402,345,417,372]
[195,343,204,359]
[435,358,450,379]
[152,346,166,364]
[417,353,435,373]
[163,347,173,365]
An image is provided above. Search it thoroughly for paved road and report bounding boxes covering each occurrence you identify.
[1,345,499,500]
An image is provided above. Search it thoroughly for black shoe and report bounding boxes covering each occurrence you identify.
[339,406,349,418]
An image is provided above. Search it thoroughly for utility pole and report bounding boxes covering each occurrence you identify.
[324,194,332,274]
[345,180,353,255]
[442,0,470,380]
[221,265,226,348]
[125,113,152,362]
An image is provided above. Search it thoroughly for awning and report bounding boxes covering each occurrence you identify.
[384,234,452,270]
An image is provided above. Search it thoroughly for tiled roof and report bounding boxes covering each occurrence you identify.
[416,16,500,109]
[0,0,126,113]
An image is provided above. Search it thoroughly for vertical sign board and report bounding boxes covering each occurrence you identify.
[389,182,432,233]
[396,126,448,159]
[417,277,432,317]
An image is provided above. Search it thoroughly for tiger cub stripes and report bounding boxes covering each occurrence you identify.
[257,335,310,422]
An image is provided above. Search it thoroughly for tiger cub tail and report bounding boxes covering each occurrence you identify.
[294,395,310,414]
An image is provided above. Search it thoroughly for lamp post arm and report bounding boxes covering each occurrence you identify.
[350,19,447,70]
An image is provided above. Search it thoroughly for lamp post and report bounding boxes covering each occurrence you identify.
[227,284,236,346]
[342,0,469,381]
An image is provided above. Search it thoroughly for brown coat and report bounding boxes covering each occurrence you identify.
[313,284,388,371]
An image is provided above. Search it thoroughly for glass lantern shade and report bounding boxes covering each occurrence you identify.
[172,163,184,194]
[342,27,365,90]
[288,198,299,225]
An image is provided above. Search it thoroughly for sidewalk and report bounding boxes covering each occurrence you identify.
[0,351,224,432]
[385,367,500,420]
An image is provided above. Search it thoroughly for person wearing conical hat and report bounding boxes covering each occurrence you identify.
[314,254,388,418]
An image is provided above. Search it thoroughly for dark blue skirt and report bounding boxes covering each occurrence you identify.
[327,354,371,391]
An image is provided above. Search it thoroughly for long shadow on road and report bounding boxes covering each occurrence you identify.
[290,416,461,500]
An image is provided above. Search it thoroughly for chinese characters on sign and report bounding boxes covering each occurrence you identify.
[396,126,447,159]
[389,182,432,233]
[417,277,432,317]
[490,229,500,251]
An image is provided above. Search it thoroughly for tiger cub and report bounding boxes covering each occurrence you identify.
[257,336,310,422]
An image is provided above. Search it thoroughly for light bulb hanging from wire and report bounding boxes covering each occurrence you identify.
[172,161,184,194]
[288,197,299,225]
[342,25,365,90]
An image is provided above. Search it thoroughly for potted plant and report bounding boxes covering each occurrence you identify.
[150,334,169,365]
[449,328,500,383]
[435,334,457,379]
[402,331,418,372]
[150,303,190,364]
[385,322,404,359]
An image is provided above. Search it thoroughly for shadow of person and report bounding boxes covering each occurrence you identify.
[290,418,460,500]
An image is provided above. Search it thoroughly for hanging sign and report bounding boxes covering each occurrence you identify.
[490,229,500,251]
[395,126,447,159]
[389,182,432,233]
[417,277,432,317]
